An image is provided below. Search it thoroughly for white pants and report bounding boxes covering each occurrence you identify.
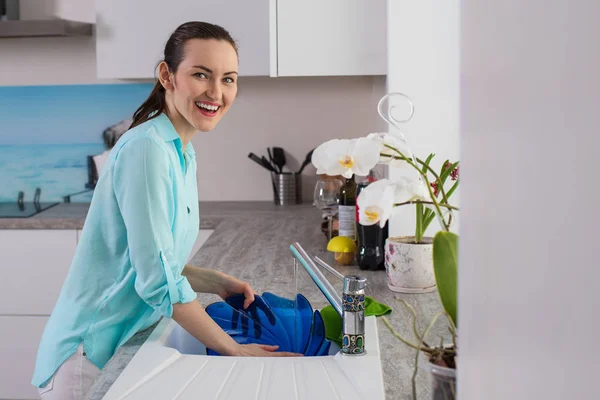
[37,343,101,400]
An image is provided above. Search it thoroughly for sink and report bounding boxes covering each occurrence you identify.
[164,320,342,356]
[102,315,385,400]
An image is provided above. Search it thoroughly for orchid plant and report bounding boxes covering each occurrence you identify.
[312,92,460,399]
[311,131,459,243]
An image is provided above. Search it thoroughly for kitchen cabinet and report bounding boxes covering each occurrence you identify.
[276,0,387,76]
[94,0,385,79]
[95,0,274,79]
[0,229,76,315]
[0,226,211,398]
[53,0,95,23]
[0,316,49,400]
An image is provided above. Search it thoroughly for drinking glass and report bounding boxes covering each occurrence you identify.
[313,179,343,241]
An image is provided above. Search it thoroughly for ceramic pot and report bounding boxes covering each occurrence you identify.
[384,236,436,293]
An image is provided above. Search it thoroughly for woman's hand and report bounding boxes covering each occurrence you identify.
[214,273,257,309]
[231,344,302,357]
[182,266,257,309]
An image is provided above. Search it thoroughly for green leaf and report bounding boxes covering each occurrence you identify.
[422,211,436,232]
[422,153,435,174]
[433,231,458,327]
[446,180,459,199]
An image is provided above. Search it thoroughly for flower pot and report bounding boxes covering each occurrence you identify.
[419,351,457,400]
[385,236,436,293]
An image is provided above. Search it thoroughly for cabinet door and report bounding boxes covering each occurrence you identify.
[0,230,77,315]
[95,0,274,79]
[187,229,214,263]
[276,0,387,76]
[0,316,48,400]
[53,0,95,23]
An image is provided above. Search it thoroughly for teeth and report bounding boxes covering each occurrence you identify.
[195,102,219,112]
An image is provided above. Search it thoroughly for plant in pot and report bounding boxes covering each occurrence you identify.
[382,231,458,400]
[381,153,459,293]
[311,92,459,398]
[311,122,459,294]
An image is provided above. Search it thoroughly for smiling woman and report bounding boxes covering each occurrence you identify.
[130,21,239,140]
[31,21,298,400]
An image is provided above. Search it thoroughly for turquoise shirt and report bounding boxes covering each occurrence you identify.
[32,113,200,387]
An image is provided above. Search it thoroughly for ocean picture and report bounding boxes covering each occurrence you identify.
[0,83,153,202]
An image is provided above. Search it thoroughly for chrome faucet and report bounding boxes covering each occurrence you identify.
[290,243,366,355]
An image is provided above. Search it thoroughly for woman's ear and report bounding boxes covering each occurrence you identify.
[157,61,174,90]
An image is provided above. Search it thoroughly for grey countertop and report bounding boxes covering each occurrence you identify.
[4,202,445,400]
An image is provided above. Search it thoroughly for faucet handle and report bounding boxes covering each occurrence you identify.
[343,275,367,294]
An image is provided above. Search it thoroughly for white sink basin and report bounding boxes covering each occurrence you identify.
[102,316,384,400]
[164,319,342,356]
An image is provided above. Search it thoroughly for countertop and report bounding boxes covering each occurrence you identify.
[2,202,446,399]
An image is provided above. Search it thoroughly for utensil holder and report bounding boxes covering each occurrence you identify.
[272,172,301,205]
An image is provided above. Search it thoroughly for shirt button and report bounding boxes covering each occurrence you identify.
[187,206,190,214]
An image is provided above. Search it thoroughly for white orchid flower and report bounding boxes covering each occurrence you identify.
[393,176,432,203]
[311,138,380,178]
[356,179,396,227]
[366,132,413,167]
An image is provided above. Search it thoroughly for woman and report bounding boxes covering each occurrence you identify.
[32,21,300,400]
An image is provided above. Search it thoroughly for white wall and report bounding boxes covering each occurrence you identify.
[193,75,387,201]
[459,1,600,399]
[386,0,460,238]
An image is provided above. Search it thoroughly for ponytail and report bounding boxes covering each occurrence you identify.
[129,81,167,129]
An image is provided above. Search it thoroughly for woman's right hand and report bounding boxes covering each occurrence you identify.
[232,344,302,357]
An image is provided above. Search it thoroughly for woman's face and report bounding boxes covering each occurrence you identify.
[165,39,239,132]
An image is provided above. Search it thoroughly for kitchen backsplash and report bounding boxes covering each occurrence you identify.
[0,83,153,202]
[0,76,386,203]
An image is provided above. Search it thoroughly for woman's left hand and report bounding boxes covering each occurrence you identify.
[215,273,257,309]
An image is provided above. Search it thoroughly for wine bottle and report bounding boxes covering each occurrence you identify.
[338,175,357,240]
[356,180,388,270]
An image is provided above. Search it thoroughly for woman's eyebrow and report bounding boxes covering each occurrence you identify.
[192,65,238,75]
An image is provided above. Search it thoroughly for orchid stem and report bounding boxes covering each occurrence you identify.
[393,201,459,211]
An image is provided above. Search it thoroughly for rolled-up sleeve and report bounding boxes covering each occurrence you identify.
[113,137,197,318]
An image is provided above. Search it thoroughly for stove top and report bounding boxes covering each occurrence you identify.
[0,202,59,218]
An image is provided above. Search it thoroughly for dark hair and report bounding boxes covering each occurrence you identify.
[130,21,238,129]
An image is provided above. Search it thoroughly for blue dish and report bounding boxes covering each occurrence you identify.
[225,293,293,352]
[205,292,331,357]
[261,292,297,349]
[204,302,281,354]
[293,294,313,354]
[304,310,325,356]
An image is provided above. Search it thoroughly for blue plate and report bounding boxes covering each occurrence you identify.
[293,293,313,354]
[205,302,281,345]
[316,339,332,356]
[206,293,331,356]
[225,294,293,352]
[304,310,326,356]
[261,292,297,350]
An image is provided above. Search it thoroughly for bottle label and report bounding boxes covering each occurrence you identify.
[338,205,356,239]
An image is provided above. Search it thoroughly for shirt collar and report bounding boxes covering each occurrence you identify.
[152,112,196,157]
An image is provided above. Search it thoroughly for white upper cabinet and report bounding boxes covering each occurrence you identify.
[95,0,274,79]
[94,0,385,79]
[54,0,95,23]
[276,0,386,76]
